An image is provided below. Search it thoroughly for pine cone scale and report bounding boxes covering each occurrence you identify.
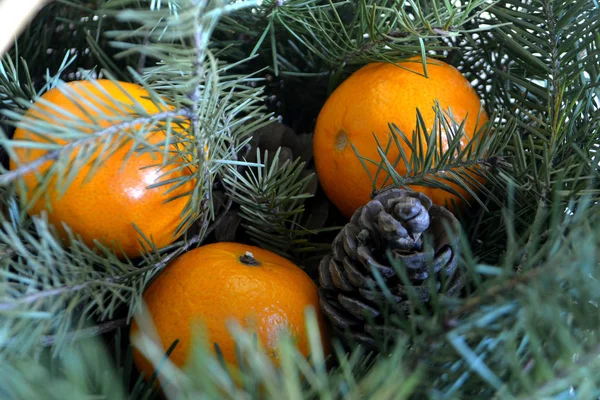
[332,230,346,260]
[359,199,384,232]
[447,276,465,296]
[432,245,454,273]
[357,246,396,279]
[358,288,402,303]
[338,294,380,320]
[319,289,361,329]
[391,247,433,269]
[317,256,334,289]
[342,256,372,287]
[342,225,361,258]
[329,258,354,291]
[364,324,408,341]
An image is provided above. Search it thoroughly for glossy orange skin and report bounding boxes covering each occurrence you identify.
[313,57,489,218]
[130,242,330,378]
[9,80,194,258]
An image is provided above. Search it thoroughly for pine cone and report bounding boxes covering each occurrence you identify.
[318,188,463,347]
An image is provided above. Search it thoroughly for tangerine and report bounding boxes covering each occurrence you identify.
[130,242,330,377]
[9,80,195,258]
[313,57,489,218]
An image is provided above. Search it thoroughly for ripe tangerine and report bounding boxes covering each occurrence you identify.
[130,242,330,377]
[313,57,489,218]
[9,80,195,258]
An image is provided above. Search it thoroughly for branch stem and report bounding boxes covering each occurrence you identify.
[0,235,200,313]
[40,317,128,347]
[1,109,191,186]
[373,156,504,197]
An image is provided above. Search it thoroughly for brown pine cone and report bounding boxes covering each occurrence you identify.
[318,188,463,347]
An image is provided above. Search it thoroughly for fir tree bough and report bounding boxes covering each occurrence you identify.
[0,0,599,399]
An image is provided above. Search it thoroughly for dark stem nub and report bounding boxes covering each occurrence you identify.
[239,251,261,266]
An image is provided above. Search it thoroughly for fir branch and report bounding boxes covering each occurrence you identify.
[373,156,509,197]
[0,281,102,312]
[102,0,272,235]
[0,0,274,359]
[1,312,421,400]
[0,215,203,357]
[0,50,77,112]
[241,0,497,75]
[38,317,127,347]
[0,215,135,356]
[222,148,318,260]
[5,194,600,397]
[518,343,600,400]
[398,196,600,398]
[358,104,515,209]
[130,309,422,399]
[482,0,600,190]
[0,108,190,187]
[515,189,549,271]
[0,336,129,399]
[2,1,600,399]
[187,0,216,235]
[0,231,201,311]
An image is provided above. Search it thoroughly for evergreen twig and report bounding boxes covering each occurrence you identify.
[1,0,600,399]
[0,109,190,186]
[38,318,128,347]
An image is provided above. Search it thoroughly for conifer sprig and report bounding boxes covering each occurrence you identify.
[226,0,500,77]
[222,148,331,260]
[6,193,600,398]
[358,103,515,211]
[458,0,600,202]
[1,0,600,398]
[0,210,140,357]
[0,0,271,358]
